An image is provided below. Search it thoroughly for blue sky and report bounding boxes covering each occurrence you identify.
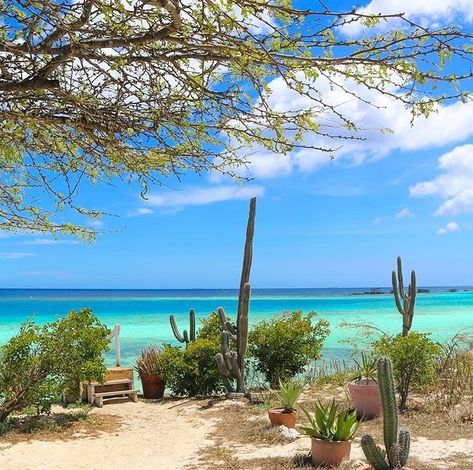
[1,0,473,289]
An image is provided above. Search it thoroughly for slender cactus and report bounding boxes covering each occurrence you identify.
[169,308,196,347]
[215,198,256,394]
[392,256,416,336]
[361,356,411,470]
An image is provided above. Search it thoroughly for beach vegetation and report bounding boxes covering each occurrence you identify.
[248,310,330,387]
[160,310,227,397]
[373,332,443,411]
[0,3,471,238]
[0,309,109,422]
[160,338,224,397]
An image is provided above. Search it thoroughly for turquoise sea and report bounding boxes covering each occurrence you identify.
[0,288,472,368]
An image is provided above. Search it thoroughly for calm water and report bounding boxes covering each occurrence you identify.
[0,288,472,368]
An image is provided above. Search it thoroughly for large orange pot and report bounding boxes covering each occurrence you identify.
[140,374,165,399]
[268,407,298,428]
[348,379,382,419]
[311,438,351,467]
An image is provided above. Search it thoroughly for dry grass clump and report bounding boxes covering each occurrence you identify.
[0,407,121,444]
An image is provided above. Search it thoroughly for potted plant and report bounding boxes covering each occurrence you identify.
[135,346,165,399]
[301,399,359,467]
[358,356,413,470]
[348,352,382,419]
[268,380,303,428]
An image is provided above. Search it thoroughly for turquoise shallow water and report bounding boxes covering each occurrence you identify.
[0,288,472,368]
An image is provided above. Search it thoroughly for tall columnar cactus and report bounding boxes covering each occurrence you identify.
[361,356,411,470]
[392,256,416,336]
[215,197,256,394]
[169,308,196,347]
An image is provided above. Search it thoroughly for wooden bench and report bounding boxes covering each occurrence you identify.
[87,378,138,407]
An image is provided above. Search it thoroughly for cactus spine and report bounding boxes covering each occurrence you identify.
[361,356,411,470]
[392,256,416,336]
[169,308,196,347]
[215,197,256,394]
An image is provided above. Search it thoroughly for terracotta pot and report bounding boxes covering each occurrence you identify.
[311,438,351,467]
[357,466,414,470]
[348,379,382,419]
[268,407,298,428]
[140,374,165,399]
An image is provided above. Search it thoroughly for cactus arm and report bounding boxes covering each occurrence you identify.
[215,353,232,378]
[392,271,403,314]
[361,435,389,470]
[169,315,187,344]
[396,256,405,298]
[399,429,411,467]
[189,308,196,342]
[217,307,227,329]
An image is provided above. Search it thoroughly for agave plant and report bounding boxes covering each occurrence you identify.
[275,380,304,413]
[301,399,359,442]
[134,346,163,377]
[352,352,378,384]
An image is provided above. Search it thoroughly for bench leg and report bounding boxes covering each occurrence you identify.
[94,396,103,407]
[130,391,138,403]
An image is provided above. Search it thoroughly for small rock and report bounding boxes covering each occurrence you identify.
[279,425,301,441]
[222,400,246,410]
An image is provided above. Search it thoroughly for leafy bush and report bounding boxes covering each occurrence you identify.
[160,338,224,396]
[160,312,224,396]
[248,311,330,387]
[373,332,442,410]
[0,309,109,422]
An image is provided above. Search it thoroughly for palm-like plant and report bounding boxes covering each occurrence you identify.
[301,400,359,442]
[352,352,378,384]
[275,380,304,413]
[134,346,163,377]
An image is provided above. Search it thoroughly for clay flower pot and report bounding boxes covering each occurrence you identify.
[357,466,414,470]
[140,374,165,399]
[268,407,298,428]
[311,438,351,467]
[348,379,382,419]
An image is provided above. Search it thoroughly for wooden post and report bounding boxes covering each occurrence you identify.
[115,324,121,367]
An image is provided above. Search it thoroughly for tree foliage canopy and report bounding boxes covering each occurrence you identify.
[1,0,472,237]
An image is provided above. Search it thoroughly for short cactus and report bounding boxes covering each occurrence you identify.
[169,308,196,346]
[392,256,416,336]
[361,356,410,470]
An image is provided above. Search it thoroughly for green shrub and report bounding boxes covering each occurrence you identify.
[248,311,330,387]
[373,332,442,410]
[0,308,109,422]
[160,338,224,396]
[160,312,224,396]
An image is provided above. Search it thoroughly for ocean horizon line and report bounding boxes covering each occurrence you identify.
[0,286,472,291]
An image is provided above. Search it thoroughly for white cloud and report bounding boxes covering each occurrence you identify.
[18,238,79,245]
[343,0,473,36]
[224,71,473,180]
[146,185,264,208]
[410,145,473,216]
[126,207,154,217]
[395,208,414,220]
[0,252,35,259]
[437,221,460,235]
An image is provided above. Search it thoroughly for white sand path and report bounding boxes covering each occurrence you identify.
[0,400,216,470]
